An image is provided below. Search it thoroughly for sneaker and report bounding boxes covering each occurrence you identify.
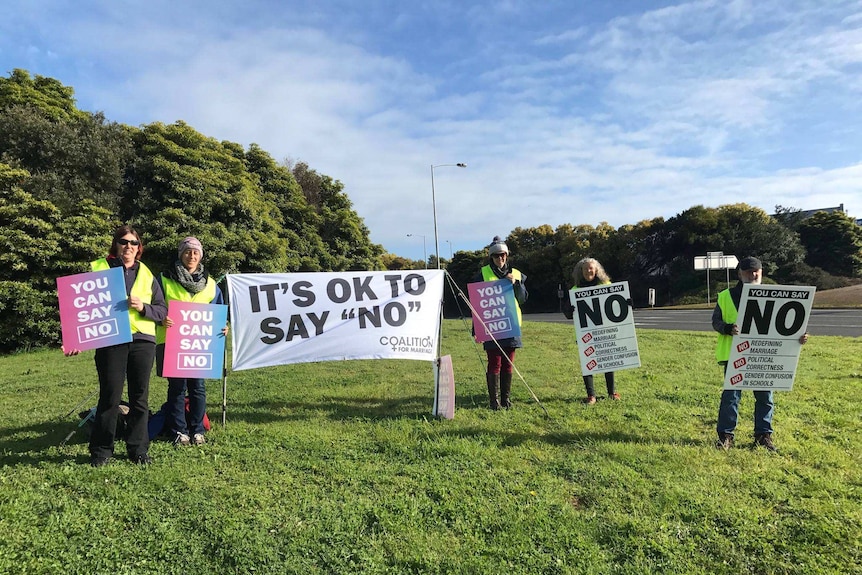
[611,393,621,401]
[582,396,596,405]
[755,433,777,453]
[173,432,191,447]
[90,456,111,467]
[131,453,153,465]
[715,433,734,450]
[192,433,206,446]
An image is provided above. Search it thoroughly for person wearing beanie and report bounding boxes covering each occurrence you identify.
[64,224,168,467]
[474,236,528,410]
[571,257,619,404]
[156,237,228,447]
[712,256,809,453]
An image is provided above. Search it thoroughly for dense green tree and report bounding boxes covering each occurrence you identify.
[506,225,565,312]
[797,210,862,277]
[0,163,117,351]
[0,96,134,215]
[290,161,384,271]
[0,69,81,122]
[241,145,328,271]
[122,121,291,276]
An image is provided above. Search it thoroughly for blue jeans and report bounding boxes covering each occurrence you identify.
[717,389,774,436]
[167,378,207,436]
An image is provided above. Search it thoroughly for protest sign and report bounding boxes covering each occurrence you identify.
[467,279,520,343]
[57,267,132,351]
[433,355,455,420]
[724,284,815,391]
[569,281,640,375]
[227,270,445,371]
[162,301,228,379]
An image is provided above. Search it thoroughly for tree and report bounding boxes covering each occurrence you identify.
[506,225,565,312]
[0,68,81,122]
[0,163,117,351]
[122,121,291,277]
[0,102,134,215]
[289,161,384,271]
[797,211,862,277]
[242,145,328,271]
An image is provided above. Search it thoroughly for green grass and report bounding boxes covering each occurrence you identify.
[1,320,861,574]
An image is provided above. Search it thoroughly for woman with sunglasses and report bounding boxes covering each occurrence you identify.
[475,236,528,410]
[87,224,167,466]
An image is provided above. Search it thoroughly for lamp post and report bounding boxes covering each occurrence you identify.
[431,163,466,269]
[406,233,427,269]
[445,240,454,261]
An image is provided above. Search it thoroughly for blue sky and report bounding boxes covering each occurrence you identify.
[3,0,861,263]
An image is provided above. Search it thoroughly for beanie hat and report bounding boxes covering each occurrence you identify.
[178,237,203,259]
[488,236,509,255]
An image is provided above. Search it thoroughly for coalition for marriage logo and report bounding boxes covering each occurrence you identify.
[379,335,435,354]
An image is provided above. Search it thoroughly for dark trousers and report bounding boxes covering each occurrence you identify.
[90,340,155,459]
[583,372,615,397]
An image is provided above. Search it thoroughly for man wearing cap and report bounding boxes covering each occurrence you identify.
[712,256,808,452]
[475,236,528,410]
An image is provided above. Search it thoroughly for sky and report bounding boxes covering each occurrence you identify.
[2,0,861,263]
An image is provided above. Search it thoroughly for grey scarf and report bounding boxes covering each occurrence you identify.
[172,260,208,294]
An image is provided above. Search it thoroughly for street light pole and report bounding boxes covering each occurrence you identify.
[445,240,454,261]
[406,233,427,269]
[431,163,466,269]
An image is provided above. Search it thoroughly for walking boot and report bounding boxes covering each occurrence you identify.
[486,373,500,410]
[500,372,513,409]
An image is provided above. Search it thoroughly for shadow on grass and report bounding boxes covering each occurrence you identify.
[0,416,97,466]
[223,394,437,424]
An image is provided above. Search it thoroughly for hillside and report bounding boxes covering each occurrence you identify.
[814,283,862,307]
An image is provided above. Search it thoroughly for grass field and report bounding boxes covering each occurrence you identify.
[1,320,860,574]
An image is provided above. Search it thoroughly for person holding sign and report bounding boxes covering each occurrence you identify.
[712,256,809,452]
[157,237,228,447]
[572,258,620,404]
[82,225,167,467]
[474,236,528,410]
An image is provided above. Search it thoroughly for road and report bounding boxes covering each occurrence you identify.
[524,309,862,337]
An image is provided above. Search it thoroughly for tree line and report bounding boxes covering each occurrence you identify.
[0,69,382,351]
[1,69,860,351]
[440,204,861,317]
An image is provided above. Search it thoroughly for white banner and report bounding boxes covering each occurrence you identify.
[724,284,815,391]
[569,281,641,375]
[227,271,445,371]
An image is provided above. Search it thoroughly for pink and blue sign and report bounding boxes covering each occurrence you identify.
[57,267,132,351]
[468,279,520,343]
[162,301,228,379]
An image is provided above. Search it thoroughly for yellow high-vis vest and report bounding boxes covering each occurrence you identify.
[156,275,217,344]
[481,265,523,326]
[91,258,156,336]
[715,289,737,362]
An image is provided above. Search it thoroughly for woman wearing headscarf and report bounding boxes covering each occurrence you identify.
[474,236,528,410]
[156,237,227,446]
[572,257,619,404]
[86,225,167,466]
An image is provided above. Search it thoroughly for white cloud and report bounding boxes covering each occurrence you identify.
[1,0,861,262]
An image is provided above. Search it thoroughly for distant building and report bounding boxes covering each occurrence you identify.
[773,203,860,225]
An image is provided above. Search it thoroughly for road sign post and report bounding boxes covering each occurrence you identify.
[694,252,739,304]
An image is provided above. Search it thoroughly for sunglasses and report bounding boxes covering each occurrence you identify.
[491,253,507,258]
[117,238,140,246]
